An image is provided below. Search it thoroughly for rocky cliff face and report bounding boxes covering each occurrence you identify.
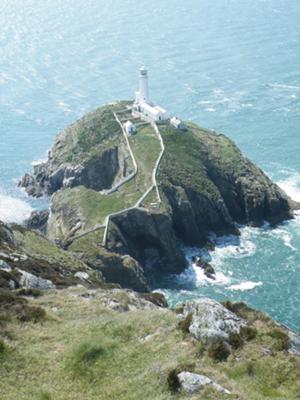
[158,124,296,246]
[106,207,187,277]
[19,103,134,197]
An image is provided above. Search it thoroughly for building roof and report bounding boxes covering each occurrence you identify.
[140,102,167,116]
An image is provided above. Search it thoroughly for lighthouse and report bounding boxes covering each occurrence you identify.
[133,66,169,122]
[135,66,149,103]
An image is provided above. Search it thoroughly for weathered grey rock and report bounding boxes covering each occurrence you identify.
[177,371,230,394]
[18,269,55,290]
[0,260,12,272]
[107,208,187,275]
[25,210,49,233]
[182,298,246,343]
[288,330,300,356]
[74,271,89,280]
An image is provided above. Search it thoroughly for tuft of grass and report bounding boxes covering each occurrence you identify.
[15,305,46,323]
[16,288,43,298]
[177,313,192,334]
[207,340,231,362]
[39,392,52,400]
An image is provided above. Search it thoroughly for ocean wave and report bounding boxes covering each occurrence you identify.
[176,262,231,288]
[227,281,262,291]
[268,83,300,91]
[277,172,300,202]
[0,191,32,223]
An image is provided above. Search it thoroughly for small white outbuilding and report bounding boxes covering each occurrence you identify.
[124,120,136,136]
[170,117,186,130]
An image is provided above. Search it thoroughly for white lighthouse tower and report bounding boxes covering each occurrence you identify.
[133,66,169,122]
[135,66,149,104]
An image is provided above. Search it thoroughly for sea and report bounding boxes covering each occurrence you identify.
[1,0,300,330]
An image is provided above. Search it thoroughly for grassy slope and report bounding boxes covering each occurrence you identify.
[55,123,161,234]
[50,102,130,166]
[157,122,243,200]
[0,288,299,400]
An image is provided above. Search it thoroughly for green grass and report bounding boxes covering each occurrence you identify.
[1,288,300,400]
[50,123,161,239]
[158,123,246,202]
[51,102,130,166]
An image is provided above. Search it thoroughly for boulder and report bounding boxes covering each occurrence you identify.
[182,298,246,343]
[18,269,55,290]
[177,371,230,394]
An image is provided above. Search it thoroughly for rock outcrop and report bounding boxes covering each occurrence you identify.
[180,298,246,343]
[177,371,230,394]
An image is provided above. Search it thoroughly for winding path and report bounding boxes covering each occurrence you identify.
[69,111,165,248]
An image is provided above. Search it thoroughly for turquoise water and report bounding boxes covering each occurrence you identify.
[1,0,300,329]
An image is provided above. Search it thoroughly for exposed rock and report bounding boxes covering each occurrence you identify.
[25,210,49,233]
[159,125,297,246]
[18,269,56,290]
[74,271,90,281]
[107,208,187,276]
[288,330,300,356]
[19,104,134,198]
[0,260,12,272]
[194,257,216,279]
[177,371,231,394]
[182,298,246,343]
[69,238,150,292]
[77,287,165,312]
[0,222,15,246]
[139,291,168,308]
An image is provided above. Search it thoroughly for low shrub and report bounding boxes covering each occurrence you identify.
[268,328,290,351]
[75,343,106,364]
[240,325,257,341]
[17,288,43,298]
[177,313,192,334]
[15,305,46,323]
[0,339,6,354]
[207,340,231,362]
[196,341,206,357]
[167,369,180,393]
[39,392,52,400]
[228,332,244,349]
[0,288,22,306]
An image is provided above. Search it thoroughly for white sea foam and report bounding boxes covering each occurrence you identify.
[277,173,300,202]
[228,281,262,291]
[0,192,32,223]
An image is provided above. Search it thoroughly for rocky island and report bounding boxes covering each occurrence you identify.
[1,91,300,399]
